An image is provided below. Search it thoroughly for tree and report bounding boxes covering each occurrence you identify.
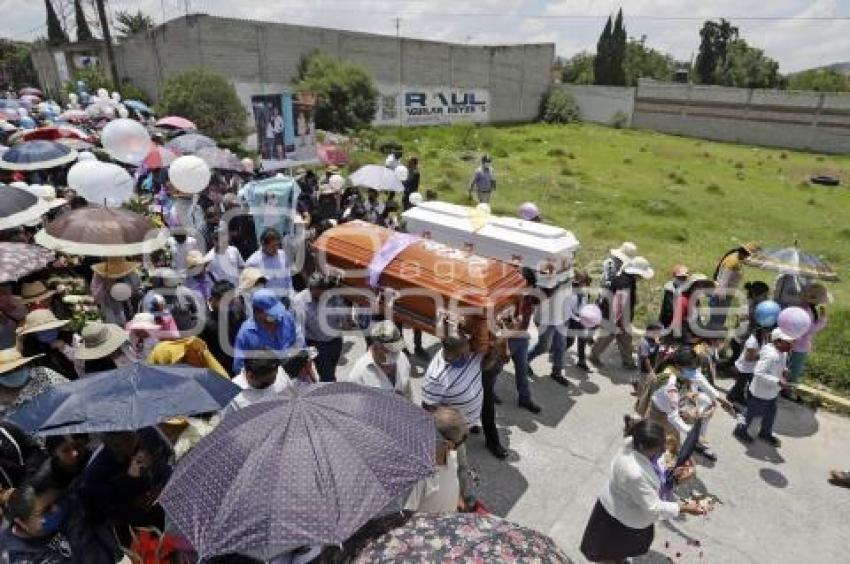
[787,69,850,92]
[624,36,676,86]
[610,8,627,86]
[594,16,613,85]
[0,40,39,90]
[296,51,378,131]
[715,39,781,89]
[74,0,93,42]
[694,19,739,84]
[45,0,69,46]
[157,69,246,139]
[115,10,155,38]
[561,51,595,84]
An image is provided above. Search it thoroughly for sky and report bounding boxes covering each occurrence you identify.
[2,0,849,72]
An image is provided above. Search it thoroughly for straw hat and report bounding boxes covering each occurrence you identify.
[19,281,56,304]
[801,283,832,305]
[76,322,129,360]
[125,312,161,333]
[623,256,654,280]
[16,308,69,336]
[0,347,43,384]
[610,242,638,263]
[92,257,140,279]
[185,250,212,269]
[238,267,267,292]
[741,241,761,255]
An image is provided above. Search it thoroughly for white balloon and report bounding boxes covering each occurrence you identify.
[408,192,423,206]
[240,157,254,173]
[117,106,129,119]
[77,151,97,162]
[111,92,121,102]
[101,118,151,165]
[169,155,211,194]
[395,164,409,182]
[68,161,134,207]
[110,282,132,301]
[329,173,345,192]
[96,88,109,99]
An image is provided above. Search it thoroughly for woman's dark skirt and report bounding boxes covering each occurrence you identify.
[580,500,654,562]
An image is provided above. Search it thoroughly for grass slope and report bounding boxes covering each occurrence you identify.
[350,122,850,392]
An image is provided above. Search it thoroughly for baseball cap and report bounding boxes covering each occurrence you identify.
[370,320,405,353]
[771,328,795,343]
[251,289,287,321]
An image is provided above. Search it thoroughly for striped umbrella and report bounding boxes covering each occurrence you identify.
[0,140,78,171]
[0,185,51,230]
[16,125,96,145]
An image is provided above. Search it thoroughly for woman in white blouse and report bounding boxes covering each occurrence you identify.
[581,419,705,563]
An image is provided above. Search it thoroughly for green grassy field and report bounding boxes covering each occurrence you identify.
[349,122,850,393]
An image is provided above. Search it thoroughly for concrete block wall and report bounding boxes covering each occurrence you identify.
[102,15,553,126]
[555,84,635,126]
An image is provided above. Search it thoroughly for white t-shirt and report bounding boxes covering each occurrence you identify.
[404,450,460,513]
[206,246,244,286]
[343,350,413,401]
[223,368,292,417]
[734,334,760,374]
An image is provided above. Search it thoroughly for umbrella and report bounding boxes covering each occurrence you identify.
[745,245,838,282]
[349,164,405,192]
[352,513,570,563]
[35,206,168,257]
[0,185,51,230]
[19,87,42,97]
[18,125,95,144]
[0,243,55,283]
[0,140,78,171]
[318,143,349,166]
[142,144,177,169]
[58,109,90,123]
[159,382,435,559]
[156,116,196,130]
[124,100,152,114]
[20,94,41,105]
[6,363,239,435]
[195,146,243,171]
[166,133,216,155]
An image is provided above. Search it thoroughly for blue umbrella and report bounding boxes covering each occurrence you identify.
[6,362,240,435]
[0,140,77,171]
[160,382,436,560]
[125,99,152,114]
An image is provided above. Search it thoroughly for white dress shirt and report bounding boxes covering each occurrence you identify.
[749,343,786,400]
[222,368,292,417]
[599,438,680,530]
[343,349,413,401]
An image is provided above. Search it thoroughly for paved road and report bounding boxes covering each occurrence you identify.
[336,329,850,563]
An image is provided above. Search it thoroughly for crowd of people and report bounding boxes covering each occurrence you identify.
[0,85,841,563]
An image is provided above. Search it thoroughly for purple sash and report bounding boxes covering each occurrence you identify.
[368,233,419,288]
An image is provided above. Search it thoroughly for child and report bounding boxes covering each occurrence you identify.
[635,321,663,401]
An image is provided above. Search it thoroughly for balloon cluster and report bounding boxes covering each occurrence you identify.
[85,89,129,120]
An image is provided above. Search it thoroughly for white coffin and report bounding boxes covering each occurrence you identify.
[403,201,580,288]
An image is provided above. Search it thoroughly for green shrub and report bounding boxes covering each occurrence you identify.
[118,80,149,103]
[296,51,378,132]
[65,66,113,94]
[156,69,246,139]
[540,90,580,124]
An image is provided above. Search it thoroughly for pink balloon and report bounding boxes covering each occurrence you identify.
[579,304,602,329]
[777,306,812,340]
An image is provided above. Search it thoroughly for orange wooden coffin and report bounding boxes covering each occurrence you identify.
[311,221,528,350]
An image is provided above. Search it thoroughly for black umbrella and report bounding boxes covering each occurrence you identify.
[0,140,78,171]
[0,185,51,230]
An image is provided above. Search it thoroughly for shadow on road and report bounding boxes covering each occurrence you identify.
[759,467,790,488]
[773,400,819,438]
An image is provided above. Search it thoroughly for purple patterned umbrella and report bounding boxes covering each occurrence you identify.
[0,243,55,283]
[159,382,436,560]
[352,513,570,563]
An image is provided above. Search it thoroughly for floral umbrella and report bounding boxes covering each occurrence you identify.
[0,243,55,283]
[352,513,570,563]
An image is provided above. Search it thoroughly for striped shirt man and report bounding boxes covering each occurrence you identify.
[421,351,484,426]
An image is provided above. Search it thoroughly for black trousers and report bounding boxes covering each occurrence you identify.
[481,363,503,448]
[308,337,343,382]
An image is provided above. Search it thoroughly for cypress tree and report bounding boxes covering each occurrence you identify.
[74,0,93,42]
[45,0,69,46]
[611,8,627,85]
[594,16,613,85]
